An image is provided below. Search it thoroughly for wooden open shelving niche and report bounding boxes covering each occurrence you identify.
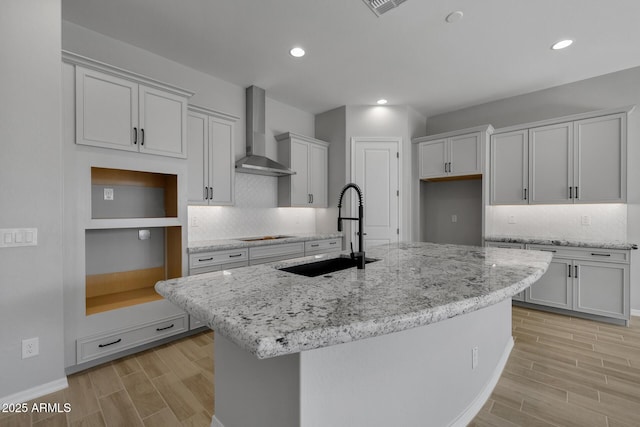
[86,167,182,315]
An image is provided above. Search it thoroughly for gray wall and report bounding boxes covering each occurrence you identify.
[0,0,65,399]
[425,66,640,312]
[421,179,483,246]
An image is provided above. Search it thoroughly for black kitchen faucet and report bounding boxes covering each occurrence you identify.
[337,183,365,269]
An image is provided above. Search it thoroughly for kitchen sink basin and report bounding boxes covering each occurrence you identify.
[239,235,293,242]
[278,255,379,277]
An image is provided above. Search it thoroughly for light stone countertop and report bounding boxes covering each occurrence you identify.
[156,242,552,359]
[187,232,344,253]
[485,235,637,250]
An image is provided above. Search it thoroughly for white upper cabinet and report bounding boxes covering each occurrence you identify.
[490,130,529,205]
[69,53,193,159]
[277,132,329,208]
[138,86,188,158]
[76,68,139,152]
[574,113,626,203]
[187,106,238,206]
[418,138,447,179]
[529,122,573,204]
[490,107,631,205]
[414,126,490,180]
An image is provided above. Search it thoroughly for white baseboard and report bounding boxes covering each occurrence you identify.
[631,309,640,318]
[1,377,68,406]
[211,415,224,427]
[449,337,514,427]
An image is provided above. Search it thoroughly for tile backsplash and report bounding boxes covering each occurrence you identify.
[486,204,628,242]
[188,173,316,241]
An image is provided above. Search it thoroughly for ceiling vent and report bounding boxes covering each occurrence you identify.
[362,0,408,17]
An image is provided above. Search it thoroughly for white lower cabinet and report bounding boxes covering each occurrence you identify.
[521,244,630,322]
[305,238,342,256]
[188,248,249,275]
[526,257,573,309]
[249,243,304,265]
[77,314,187,364]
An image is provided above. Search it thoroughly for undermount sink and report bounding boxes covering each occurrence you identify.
[239,235,293,242]
[278,255,379,277]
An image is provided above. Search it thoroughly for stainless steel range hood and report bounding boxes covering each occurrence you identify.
[235,86,295,177]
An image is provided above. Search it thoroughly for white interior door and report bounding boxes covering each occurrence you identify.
[352,137,401,251]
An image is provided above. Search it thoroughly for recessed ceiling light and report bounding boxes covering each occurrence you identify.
[290,47,305,58]
[551,39,573,50]
[377,99,388,105]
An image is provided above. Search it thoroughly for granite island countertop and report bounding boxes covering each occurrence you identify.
[188,232,343,253]
[485,235,637,250]
[156,242,552,359]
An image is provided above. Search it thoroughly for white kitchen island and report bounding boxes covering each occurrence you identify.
[155,242,551,427]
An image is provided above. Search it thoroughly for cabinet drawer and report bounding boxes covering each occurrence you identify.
[77,314,187,363]
[189,248,248,270]
[249,242,304,265]
[189,260,249,275]
[305,238,342,255]
[527,245,628,263]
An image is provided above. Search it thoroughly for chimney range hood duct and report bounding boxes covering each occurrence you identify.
[235,86,295,177]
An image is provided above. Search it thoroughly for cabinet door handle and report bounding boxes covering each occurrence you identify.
[569,187,573,199]
[133,127,138,145]
[140,128,145,146]
[209,187,213,200]
[575,186,579,199]
[568,264,571,278]
[311,194,314,203]
[523,188,528,200]
[98,338,122,348]
[198,257,214,262]
[156,324,174,332]
[204,186,209,200]
[228,253,243,258]
[590,253,611,257]
[449,162,452,173]
[575,265,579,278]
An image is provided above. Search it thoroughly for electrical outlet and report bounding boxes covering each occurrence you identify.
[472,346,478,370]
[22,337,39,359]
[508,215,516,224]
[451,214,458,223]
[581,215,591,226]
[104,188,114,201]
[190,216,199,227]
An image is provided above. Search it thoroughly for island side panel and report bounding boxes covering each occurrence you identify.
[213,333,301,427]
[299,299,512,427]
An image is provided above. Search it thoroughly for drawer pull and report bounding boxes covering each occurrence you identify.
[156,324,174,332]
[310,244,320,247]
[329,241,337,245]
[540,249,557,253]
[228,253,243,258]
[590,253,611,257]
[198,257,214,262]
[98,338,122,348]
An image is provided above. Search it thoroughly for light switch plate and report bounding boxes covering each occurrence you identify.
[0,228,37,248]
[104,188,114,200]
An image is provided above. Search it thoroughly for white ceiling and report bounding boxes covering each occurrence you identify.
[61,0,640,117]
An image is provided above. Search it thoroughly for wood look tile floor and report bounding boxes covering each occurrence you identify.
[2,307,640,427]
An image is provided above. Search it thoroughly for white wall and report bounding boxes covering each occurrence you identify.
[425,66,640,311]
[62,21,318,243]
[0,0,66,401]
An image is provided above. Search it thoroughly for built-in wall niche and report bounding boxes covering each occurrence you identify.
[91,167,178,219]
[85,226,182,315]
